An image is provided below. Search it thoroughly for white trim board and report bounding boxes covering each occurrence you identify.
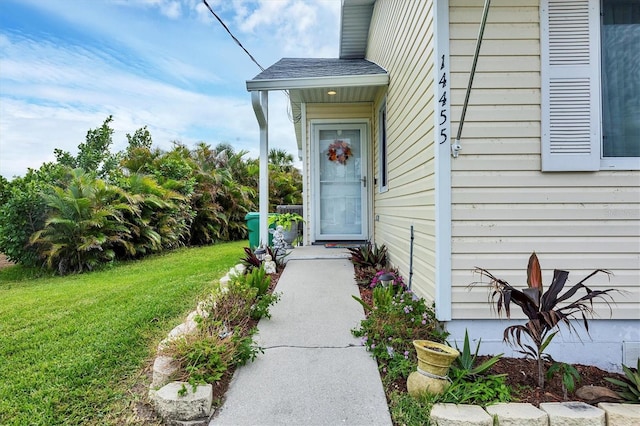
[434,0,452,321]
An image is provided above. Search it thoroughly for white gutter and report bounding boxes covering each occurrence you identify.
[246,74,388,92]
[251,90,269,247]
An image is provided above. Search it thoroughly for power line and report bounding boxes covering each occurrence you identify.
[201,0,265,72]
[201,1,300,124]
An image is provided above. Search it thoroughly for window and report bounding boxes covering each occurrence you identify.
[600,0,640,160]
[378,99,389,192]
[541,0,640,171]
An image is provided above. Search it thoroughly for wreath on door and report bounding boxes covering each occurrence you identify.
[327,140,352,165]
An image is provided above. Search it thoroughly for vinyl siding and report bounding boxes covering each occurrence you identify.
[447,0,640,320]
[303,103,373,242]
[367,0,439,301]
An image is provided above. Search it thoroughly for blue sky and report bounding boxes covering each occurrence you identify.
[0,0,341,178]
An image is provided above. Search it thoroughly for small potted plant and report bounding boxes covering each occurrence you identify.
[407,340,459,397]
[413,340,460,377]
[268,213,303,246]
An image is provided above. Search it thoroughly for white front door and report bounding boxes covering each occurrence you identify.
[312,122,369,241]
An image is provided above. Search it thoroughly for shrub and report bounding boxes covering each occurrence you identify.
[451,329,502,379]
[472,252,617,389]
[437,330,511,406]
[352,290,448,382]
[241,246,262,270]
[0,182,47,267]
[546,362,580,400]
[167,325,260,386]
[30,170,135,274]
[437,370,511,405]
[165,258,281,387]
[348,242,389,287]
[606,358,640,403]
[0,163,66,267]
[237,265,271,296]
[348,242,387,270]
[229,266,280,320]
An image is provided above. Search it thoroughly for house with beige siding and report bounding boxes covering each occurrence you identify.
[247,0,639,371]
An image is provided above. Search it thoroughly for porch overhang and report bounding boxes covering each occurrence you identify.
[246,58,388,246]
[247,58,388,150]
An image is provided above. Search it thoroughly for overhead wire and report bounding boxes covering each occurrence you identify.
[200,0,299,124]
[201,0,265,72]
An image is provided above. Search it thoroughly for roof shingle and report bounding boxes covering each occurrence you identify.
[250,58,386,81]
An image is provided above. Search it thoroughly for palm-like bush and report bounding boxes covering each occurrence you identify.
[118,173,190,255]
[348,242,388,269]
[30,169,135,274]
[472,252,616,389]
[189,143,255,243]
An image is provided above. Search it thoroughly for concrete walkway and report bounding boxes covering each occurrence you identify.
[210,246,392,426]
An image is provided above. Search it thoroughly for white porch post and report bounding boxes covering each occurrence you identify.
[251,90,269,246]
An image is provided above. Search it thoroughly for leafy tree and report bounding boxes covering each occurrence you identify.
[268,148,295,172]
[126,126,153,151]
[54,116,121,180]
[269,167,302,209]
[209,144,256,240]
[121,126,158,175]
[0,175,10,207]
[151,142,196,195]
[0,163,67,266]
[268,148,302,210]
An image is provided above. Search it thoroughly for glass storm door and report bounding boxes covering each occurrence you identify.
[313,123,368,241]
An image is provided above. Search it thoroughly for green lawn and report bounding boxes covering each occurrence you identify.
[0,241,246,425]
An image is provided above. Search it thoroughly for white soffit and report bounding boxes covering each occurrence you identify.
[340,0,376,59]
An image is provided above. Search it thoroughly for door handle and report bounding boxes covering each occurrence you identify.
[361,176,366,187]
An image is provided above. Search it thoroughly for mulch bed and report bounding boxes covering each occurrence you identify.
[484,355,624,405]
[356,286,627,407]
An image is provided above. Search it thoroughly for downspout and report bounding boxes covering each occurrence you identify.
[451,0,491,158]
[251,90,269,246]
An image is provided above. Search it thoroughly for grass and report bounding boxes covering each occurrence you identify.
[0,241,246,425]
[388,391,434,426]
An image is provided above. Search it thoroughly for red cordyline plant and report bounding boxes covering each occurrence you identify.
[472,252,617,389]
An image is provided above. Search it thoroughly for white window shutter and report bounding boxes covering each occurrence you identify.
[540,0,601,171]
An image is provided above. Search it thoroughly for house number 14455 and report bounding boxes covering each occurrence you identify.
[438,54,448,145]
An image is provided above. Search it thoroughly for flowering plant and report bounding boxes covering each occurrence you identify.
[351,290,448,381]
[327,140,352,165]
[370,269,406,289]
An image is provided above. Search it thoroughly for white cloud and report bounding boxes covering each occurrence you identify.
[236,0,339,57]
[0,33,266,177]
[111,0,183,19]
[0,0,340,178]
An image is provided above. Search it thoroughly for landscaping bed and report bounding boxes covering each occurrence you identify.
[130,270,283,425]
[349,244,634,425]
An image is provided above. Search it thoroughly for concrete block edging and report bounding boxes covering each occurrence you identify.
[430,401,639,426]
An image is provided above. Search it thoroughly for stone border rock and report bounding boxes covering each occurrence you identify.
[148,264,247,425]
